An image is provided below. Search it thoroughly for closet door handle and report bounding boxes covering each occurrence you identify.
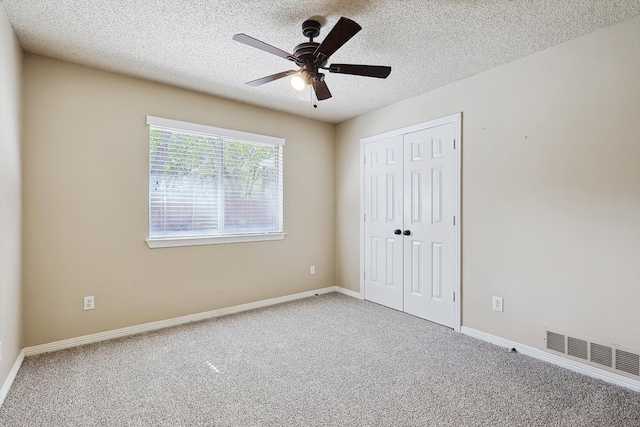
[403,230,411,236]
[394,229,402,235]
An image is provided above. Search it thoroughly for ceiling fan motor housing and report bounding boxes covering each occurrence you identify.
[293,41,327,83]
[293,42,319,63]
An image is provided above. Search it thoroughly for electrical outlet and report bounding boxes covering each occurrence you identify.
[84,296,95,311]
[310,266,316,275]
[493,296,503,312]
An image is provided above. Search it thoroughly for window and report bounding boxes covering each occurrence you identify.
[146,116,284,248]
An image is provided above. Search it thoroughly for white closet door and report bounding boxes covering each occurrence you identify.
[402,123,456,327]
[363,135,404,311]
[362,116,459,329]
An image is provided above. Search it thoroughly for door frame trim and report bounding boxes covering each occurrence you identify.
[359,112,462,331]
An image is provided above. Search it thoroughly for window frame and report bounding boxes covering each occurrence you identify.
[145,116,285,249]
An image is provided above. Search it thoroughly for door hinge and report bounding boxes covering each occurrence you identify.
[453,139,456,149]
[453,216,456,226]
[364,213,367,221]
[364,271,367,280]
[453,292,456,302]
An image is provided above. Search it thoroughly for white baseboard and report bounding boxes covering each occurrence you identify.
[335,286,363,299]
[0,349,25,407]
[461,326,640,393]
[24,286,341,357]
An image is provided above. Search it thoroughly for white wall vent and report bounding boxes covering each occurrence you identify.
[543,328,639,379]
[546,331,565,353]
[591,343,613,368]
[567,337,588,360]
[616,349,640,376]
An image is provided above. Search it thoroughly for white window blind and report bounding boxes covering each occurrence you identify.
[146,116,284,247]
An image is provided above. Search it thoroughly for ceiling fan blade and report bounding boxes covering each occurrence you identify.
[312,79,332,100]
[328,64,391,78]
[233,34,295,61]
[246,70,298,87]
[313,17,361,61]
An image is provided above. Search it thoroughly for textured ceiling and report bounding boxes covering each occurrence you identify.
[2,1,639,123]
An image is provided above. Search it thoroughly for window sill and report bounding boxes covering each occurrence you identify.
[146,233,286,248]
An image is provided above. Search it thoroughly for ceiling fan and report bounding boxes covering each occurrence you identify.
[232,17,391,101]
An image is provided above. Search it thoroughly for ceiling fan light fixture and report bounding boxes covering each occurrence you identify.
[290,74,306,91]
[296,85,313,102]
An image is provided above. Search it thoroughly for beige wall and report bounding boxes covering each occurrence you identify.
[22,56,335,346]
[336,17,640,351]
[0,4,23,385]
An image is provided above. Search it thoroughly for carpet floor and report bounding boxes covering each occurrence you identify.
[0,293,638,426]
